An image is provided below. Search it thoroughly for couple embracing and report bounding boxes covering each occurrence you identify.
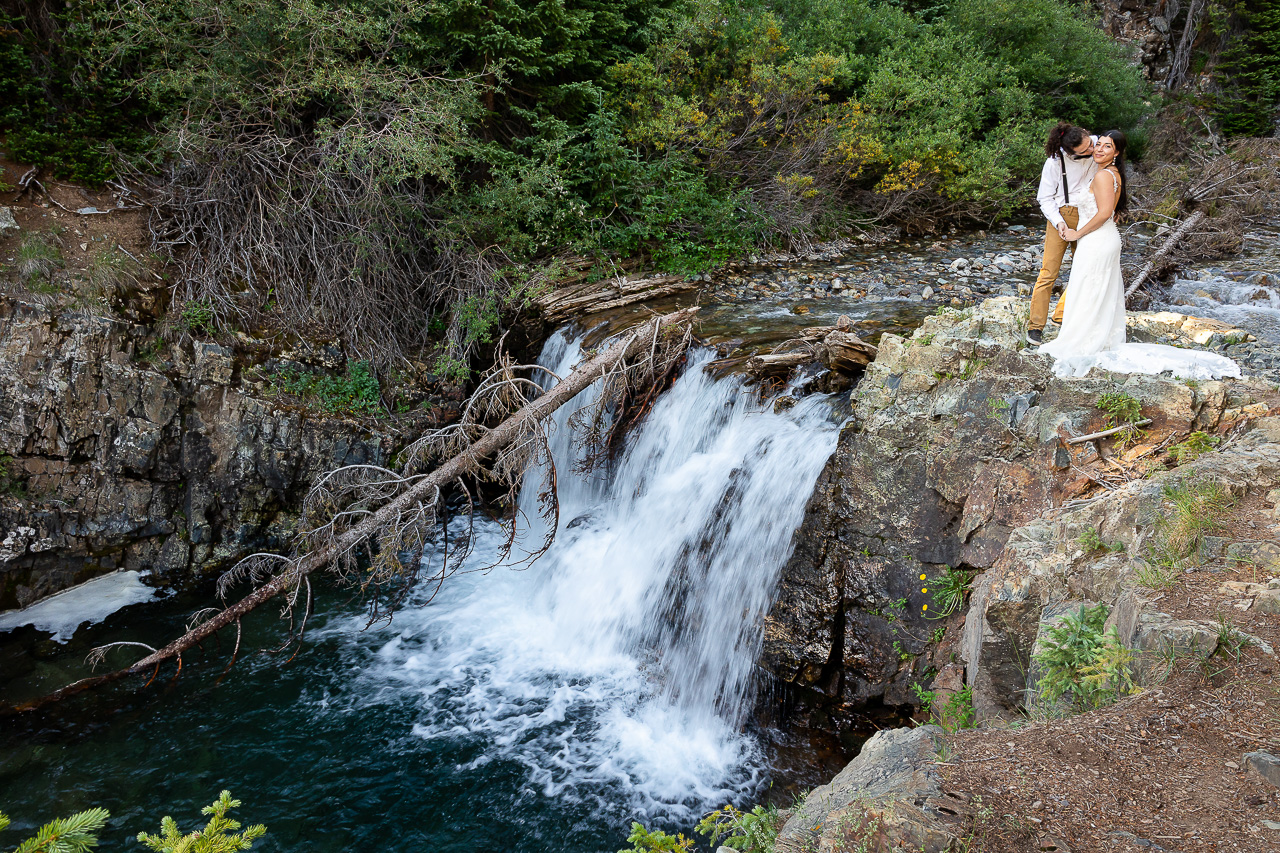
[1026,122,1239,381]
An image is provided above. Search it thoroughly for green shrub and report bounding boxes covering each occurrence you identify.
[269,361,382,416]
[695,803,784,853]
[1144,479,1234,574]
[0,805,108,853]
[618,823,694,853]
[1096,391,1145,447]
[137,790,265,853]
[1033,603,1136,712]
[1077,526,1124,554]
[912,682,977,732]
[1170,431,1220,465]
[180,300,215,335]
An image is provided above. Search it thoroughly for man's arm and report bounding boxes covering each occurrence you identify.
[1036,158,1065,228]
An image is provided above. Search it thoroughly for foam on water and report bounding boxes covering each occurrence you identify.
[1162,274,1280,343]
[0,570,156,642]
[322,330,840,823]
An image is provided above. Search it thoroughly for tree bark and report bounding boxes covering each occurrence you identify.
[1125,210,1206,301]
[8,308,699,714]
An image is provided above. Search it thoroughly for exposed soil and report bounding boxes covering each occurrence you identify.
[941,492,1280,853]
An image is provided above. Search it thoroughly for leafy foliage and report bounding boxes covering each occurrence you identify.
[695,803,784,852]
[268,361,382,416]
[929,565,976,617]
[136,791,266,853]
[1211,0,1280,137]
[912,682,977,732]
[1033,603,1136,712]
[0,807,109,853]
[618,822,694,853]
[7,0,1153,372]
[1170,430,1221,464]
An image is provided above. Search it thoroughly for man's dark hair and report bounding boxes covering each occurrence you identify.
[1045,122,1088,158]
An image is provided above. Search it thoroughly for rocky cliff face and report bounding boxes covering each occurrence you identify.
[762,297,1277,721]
[0,297,399,609]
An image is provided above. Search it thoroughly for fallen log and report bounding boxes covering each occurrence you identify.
[747,351,818,378]
[8,307,699,714]
[538,273,697,321]
[1124,210,1206,301]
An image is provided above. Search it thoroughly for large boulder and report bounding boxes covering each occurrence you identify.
[774,725,958,853]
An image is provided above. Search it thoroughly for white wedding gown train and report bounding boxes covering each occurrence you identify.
[1038,179,1240,381]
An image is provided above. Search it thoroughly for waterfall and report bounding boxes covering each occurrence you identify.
[332,328,840,824]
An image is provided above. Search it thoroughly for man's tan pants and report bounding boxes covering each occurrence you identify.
[1028,206,1080,331]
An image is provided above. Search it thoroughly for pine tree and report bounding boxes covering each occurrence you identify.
[1213,0,1280,137]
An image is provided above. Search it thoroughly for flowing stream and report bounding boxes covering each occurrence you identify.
[0,333,839,851]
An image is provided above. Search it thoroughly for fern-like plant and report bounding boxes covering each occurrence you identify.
[136,791,265,853]
[0,807,110,853]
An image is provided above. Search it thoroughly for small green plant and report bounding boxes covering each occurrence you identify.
[618,823,694,853]
[15,231,64,292]
[986,397,1010,422]
[916,332,935,347]
[695,804,783,852]
[1170,431,1220,465]
[0,454,27,498]
[1033,603,1136,712]
[181,300,216,334]
[1144,479,1234,574]
[931,625,947,644]
[1214,617,1252,662]
[268,361,382,416]
[830,806,888,853]
[1096,391,1145,448]
[136,791,265,853]
[0,805,109,853]
[929,566,976,617]
[893,640,912,662]
[1077,526,1124,554]
[911,682,975,732]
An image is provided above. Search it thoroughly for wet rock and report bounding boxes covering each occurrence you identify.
[0,297,397,608]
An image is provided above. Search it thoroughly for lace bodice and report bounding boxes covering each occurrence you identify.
[1076,169,1120,221]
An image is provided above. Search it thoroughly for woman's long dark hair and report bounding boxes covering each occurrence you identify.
[1045,121,1088,158]
[1102,129,1129,214]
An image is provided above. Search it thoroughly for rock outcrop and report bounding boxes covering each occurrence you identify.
[0,297,400,609]
[774,725,960,853]
[763,296,1278,721]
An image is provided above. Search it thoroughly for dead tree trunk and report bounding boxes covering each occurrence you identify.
[1124,210,1206,301]
[9,307,699,713]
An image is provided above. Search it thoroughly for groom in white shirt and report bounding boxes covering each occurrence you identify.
[1027,128,1099,345]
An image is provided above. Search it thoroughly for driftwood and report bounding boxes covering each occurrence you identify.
[1067,419,1154,444]
[537,272,698,321]
[723,318,877,381]
[1124,210,1206,300]
[8,308,699,714]
[747,351,815,378]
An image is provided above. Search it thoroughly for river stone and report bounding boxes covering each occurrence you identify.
[774,726,956,853]
[1244,751,1280,787]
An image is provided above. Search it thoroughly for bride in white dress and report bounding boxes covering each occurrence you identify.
[1037,131,1240,381]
